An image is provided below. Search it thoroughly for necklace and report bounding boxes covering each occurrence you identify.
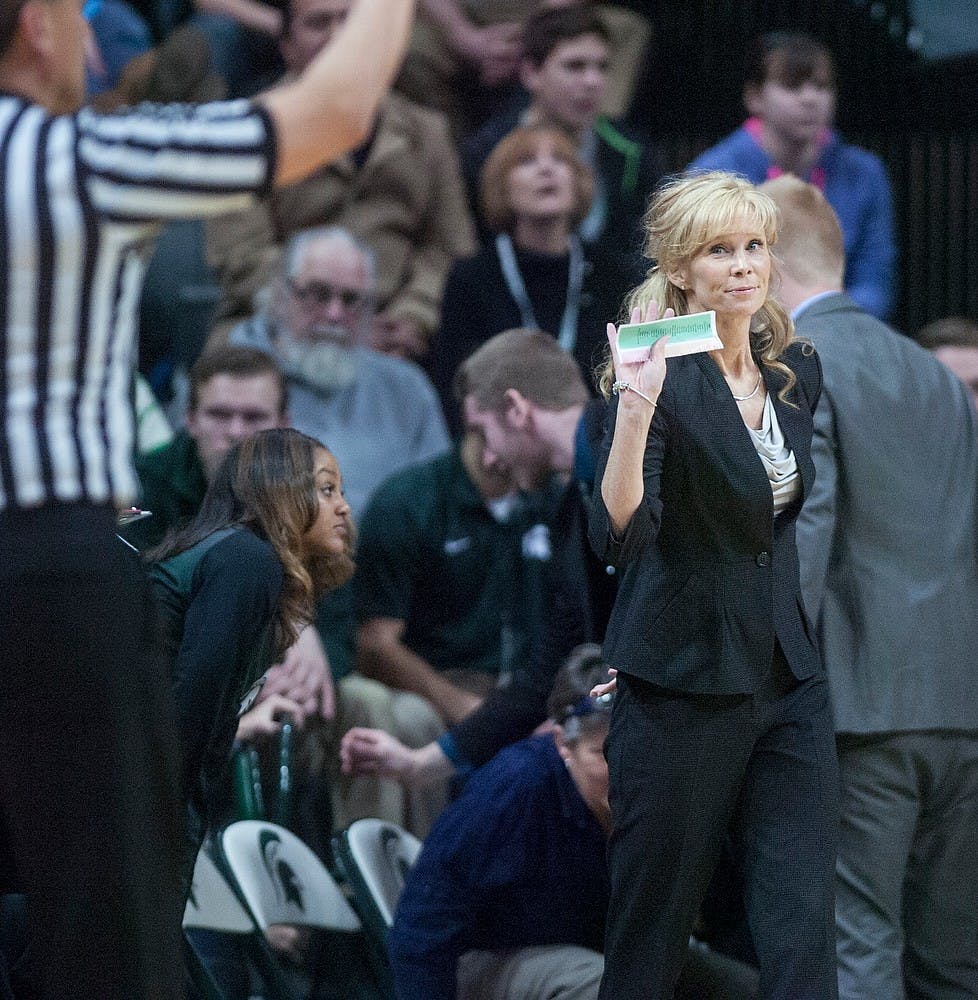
[730,370,762,401]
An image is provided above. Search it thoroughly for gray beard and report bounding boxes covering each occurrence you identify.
[277,329,358,394]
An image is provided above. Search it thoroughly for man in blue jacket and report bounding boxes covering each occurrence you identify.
[388,646,612,999]
[689,32,895,320]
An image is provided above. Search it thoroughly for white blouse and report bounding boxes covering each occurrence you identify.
[748,392,801,516]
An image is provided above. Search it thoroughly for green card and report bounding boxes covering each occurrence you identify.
[617,310,722,362]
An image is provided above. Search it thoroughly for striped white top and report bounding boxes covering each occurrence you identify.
[0,95,275,511]
[749,392,801,517]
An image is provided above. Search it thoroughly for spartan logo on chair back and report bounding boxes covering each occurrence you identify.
[259,829,305,911]
[381,826,413,888]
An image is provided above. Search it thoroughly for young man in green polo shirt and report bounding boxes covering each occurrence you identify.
[124,345,289,550]
[353,430,558,834]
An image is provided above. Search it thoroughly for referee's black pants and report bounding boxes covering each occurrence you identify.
[0,504,185,999]
[599,650,840,1000]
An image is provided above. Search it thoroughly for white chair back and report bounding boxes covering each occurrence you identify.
[343,819,422,925]
[183,847,255,933]
[219,820,361,932]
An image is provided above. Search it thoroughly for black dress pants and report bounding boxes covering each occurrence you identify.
[0,504,185,999]
[600,652,839,1000]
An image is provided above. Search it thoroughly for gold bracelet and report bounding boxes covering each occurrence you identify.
[611,380,656,409]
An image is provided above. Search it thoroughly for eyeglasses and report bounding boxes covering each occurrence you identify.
[287,279,368,311]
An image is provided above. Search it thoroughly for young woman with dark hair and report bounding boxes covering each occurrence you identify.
[149,427,354,865]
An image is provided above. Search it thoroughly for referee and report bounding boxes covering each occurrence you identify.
[0,1,414,997]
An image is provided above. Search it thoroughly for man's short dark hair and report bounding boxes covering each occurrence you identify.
[188,345,288,415]
[455,328,589,414]
[520,4,610,70]
[744,31,835,91]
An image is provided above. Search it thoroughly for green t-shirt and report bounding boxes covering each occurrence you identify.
[354,448,557,677]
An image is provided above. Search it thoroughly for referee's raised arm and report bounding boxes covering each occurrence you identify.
[258,0,416,187]
[0,2,416,997]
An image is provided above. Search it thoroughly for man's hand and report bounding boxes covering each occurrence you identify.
[260,625,335,721]
[419,1,521,86]
[590,668,617,700]
[372,314,428,361]
[340,728,455,786]
[265,924,310,963]
[340,727,415,779]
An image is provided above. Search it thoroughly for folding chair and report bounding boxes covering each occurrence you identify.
[215,820,367,1000]
[183,845,258,1000]
[331,819,422,996]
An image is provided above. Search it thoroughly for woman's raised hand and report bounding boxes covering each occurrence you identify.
[607,300,672,408]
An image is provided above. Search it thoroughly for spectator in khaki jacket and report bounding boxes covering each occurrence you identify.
[206,0,476,360]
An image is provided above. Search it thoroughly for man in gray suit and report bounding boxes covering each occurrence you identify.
[762,175,978,1000]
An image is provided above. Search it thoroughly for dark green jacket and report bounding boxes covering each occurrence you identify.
[125,429,207,551]
[151,526,283,840]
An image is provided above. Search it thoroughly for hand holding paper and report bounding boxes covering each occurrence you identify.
[616,310,722,364]
[607,301,672,408]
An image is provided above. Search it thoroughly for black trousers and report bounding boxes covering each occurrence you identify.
[0,504,185,999]
[600,651,840,1000]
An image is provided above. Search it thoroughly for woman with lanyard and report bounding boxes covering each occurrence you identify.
[427,124,603,436]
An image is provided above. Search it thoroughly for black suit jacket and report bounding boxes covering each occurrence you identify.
[590,341,823,694]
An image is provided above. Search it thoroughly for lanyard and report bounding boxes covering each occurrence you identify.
[495,233,585,354]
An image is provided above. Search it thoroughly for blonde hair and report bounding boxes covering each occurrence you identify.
[480,125,594,234]
[758,175,844,287]
[599,171,798,401]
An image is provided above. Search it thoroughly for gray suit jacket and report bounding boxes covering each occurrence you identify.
[794,293,978,733]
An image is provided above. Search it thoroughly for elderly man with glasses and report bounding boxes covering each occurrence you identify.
[230,225,449,518]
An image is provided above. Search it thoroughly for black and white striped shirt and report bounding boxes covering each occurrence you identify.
[0,95,276,511]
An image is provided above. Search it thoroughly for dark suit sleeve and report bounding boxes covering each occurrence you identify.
[795,348,837,622]
[446,490,595,769]
[588,393,667,567]
[445,561,591,769]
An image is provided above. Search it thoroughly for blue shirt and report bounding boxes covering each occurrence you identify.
[688,123,896,320]
[388,736,609,1000]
